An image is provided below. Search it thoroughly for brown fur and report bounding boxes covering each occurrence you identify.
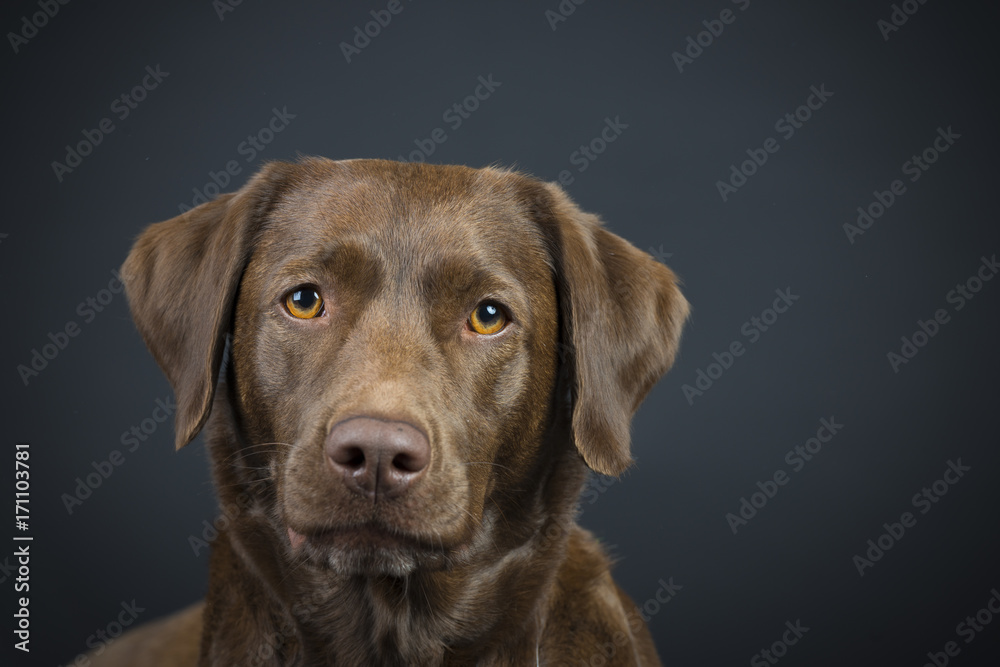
[89,158,689,666]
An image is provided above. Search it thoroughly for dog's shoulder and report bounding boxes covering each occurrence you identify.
[543,526,661,666]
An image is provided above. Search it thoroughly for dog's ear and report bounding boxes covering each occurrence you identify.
[533,182,690,477]
[121,162,291,449]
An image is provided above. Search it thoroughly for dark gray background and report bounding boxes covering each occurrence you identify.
[3,1,999,665]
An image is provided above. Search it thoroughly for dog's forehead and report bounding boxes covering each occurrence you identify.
[253,160,551,277]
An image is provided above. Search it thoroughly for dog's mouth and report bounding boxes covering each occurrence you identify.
[287,523,429,552]
[286,521,459,575]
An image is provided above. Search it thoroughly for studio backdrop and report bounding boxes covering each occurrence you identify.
[2,1,998,665]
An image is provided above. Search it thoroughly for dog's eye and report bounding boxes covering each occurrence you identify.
[285,287,324,319]
[469,301,507,335]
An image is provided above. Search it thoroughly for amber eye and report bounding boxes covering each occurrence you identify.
[285,287,324,319]
[469,301,507,335]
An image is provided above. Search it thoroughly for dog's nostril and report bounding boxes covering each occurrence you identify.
[392,452,422,473]
[332,446,366,470]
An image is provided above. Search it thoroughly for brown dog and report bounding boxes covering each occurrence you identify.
[94,158,688,666]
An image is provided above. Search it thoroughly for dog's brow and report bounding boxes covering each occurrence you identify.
[420,257,528,311]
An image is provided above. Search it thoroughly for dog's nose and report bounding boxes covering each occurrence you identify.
[325,417,430,499]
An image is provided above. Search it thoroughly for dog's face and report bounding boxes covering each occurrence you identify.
[233,162,560,575]
[122,158,688,578]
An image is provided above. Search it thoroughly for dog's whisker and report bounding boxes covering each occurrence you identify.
[219,441,293,466]
[458,461,516,474]
[227,463,272,471]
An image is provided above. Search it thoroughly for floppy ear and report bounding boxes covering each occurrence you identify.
[121,162,290,449]
[535,182,690,477]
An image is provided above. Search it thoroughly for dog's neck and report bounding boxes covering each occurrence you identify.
[201,387,585,666]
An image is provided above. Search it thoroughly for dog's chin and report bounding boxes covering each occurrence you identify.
[287,524,452,577]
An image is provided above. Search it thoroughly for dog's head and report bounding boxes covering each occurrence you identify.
[122,158,688,576]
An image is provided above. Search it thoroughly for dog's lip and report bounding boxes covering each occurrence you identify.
[286,523,434,552]
[287,527,307,549]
